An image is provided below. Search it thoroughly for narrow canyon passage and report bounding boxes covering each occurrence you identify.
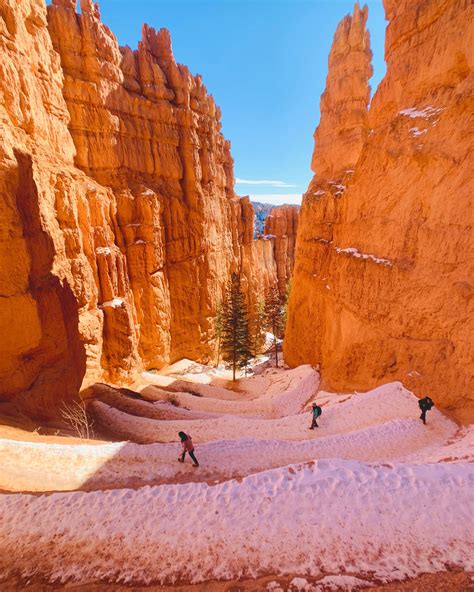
[0,0,472,590]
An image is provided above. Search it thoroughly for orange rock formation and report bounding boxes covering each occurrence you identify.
[264,205,299,295]
[285,1,473,419]
[0,0,278,418]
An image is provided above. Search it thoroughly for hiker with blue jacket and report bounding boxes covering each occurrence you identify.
[309,402,322,429]
[418,396,434,425]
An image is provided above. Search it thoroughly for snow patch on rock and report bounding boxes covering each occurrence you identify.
[100,297,124,309]
[399,106,444,119]
[334,246,393,267]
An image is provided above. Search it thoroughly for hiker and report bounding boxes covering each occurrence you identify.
[418,396,434,425]
[178,431,199,467]
[309,402,322,429]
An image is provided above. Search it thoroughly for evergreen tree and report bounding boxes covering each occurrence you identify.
[221,273,252,381]
[264,284,285,367]
[213,301,224,367]
[251,298,266,358]
[282,279,292,336]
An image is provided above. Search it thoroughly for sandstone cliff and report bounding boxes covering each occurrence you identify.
[285,1,473,419]
[0,0,277,418]
[264,205,299,296]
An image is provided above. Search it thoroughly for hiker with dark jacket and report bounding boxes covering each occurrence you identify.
[418,396,434,425]
[309,402,322,429]
[178,431,199,467]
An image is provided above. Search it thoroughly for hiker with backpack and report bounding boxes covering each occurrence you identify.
[418,396,434,425]
[309,402,322,429]
[177,431,200,467]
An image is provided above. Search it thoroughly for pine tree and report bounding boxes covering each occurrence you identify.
[264,284,285,367]
[213,301,224,367]
[221,273,252,381]
[251,299,266,358]
[282,279,292,337]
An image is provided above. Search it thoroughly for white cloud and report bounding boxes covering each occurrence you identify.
[246,193,302,206]
[235,178,298,188]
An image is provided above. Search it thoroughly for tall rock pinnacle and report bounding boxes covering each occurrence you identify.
[311,2,372,181]
[285,0,473,419]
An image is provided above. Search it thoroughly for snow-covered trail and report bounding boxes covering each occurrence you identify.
[137,364,320,417]
[1,361,473,588]
[91,380,456,444]
[0,419,456,493]
[1,459,473,587]
[0,382,461,493]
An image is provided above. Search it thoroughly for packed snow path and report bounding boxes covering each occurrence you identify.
[0,366,466,493]
[0,361,473,588]
[1,460,473,587]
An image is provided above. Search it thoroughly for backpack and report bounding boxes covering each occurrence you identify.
[315,405,322,417]
[419,397,433,411]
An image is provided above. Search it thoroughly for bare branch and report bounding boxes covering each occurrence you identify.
[60,400,94,439]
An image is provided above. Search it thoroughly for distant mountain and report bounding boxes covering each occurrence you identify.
[251,202,275,237]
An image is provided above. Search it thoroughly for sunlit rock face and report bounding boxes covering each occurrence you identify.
[264,205,299,296]
[285,0,473,419]
[0,0,277,418]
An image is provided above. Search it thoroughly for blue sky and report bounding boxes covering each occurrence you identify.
[59,0,387,205]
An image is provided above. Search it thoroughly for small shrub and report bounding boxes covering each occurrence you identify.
[60,400,94,439]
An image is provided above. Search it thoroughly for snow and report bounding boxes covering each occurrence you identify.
[95,246,112,255]
[145,353,273,385]
[0,459,472,586]
[0,362,472,587]
[0,380,464,493]
[409,126,428,137]
[289,577,312,591]
[120,365,320,427]
[312,190,325,197]
[160,358,213,376]
[334,246,393,267]
[399,106,444,119]
[315,575,369,590]
[328,181,346,190]
[100,297,124,309]
[134,239,146,244]
[266,582,283,591]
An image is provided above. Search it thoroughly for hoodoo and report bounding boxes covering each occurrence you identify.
[284,0,473,419]
[264,204,299,296]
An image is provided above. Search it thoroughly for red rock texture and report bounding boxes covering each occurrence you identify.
[310,3,372,181]
[0,0,278,418]
[285,1,473,420]
[264,205,299,295]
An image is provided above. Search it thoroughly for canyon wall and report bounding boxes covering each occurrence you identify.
[0,0,276,418]
[285,1,473,419]
[264,205,299,296]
